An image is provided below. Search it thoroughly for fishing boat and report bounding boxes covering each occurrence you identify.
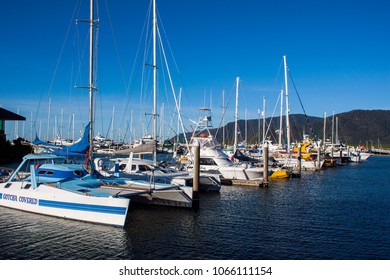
[180,107,270,181]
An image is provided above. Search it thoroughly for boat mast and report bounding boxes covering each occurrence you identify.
[283,55,290,156]
[88,0,96,168]
[234,76,239,153]
[245,108,247,146]
[257,108,261,145]
[152,0,158,164]
[323,112,327,148]
[47,97,51,141]
[222,90,225,148]
[278,89,283,148]
[262,96,266,146]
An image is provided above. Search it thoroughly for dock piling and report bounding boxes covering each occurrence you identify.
[297,143,302,175]
[317,146,321,170]
[263,142,269,187]
[192,141,200,209]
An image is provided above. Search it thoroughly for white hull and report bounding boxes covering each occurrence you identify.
[0,182,129,226]
[275,157,324,171]
[199,165,265,180]
[99,181,193,208]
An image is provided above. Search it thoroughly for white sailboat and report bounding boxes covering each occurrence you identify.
[273,56,324,171]
[0,0,131,227]
[93,0,195,206]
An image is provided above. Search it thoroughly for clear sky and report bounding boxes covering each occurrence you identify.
[1,0,389,142]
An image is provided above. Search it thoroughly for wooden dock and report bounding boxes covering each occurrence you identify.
[370,148,390,155]
[221,178,264,187]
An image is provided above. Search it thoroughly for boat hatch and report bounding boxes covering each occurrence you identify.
[77,189,91,194]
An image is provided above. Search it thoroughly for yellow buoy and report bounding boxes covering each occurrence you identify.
[270,170,289,179]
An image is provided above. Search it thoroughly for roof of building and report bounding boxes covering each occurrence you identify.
[0,107,26,121]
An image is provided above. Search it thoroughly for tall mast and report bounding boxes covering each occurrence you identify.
[262,97,266,146]
[323,112,327,148]
[176,88,182,145]
[245,108,247,146]
[152,0,158,164]
[47,97,51,141]
[336,116,339,144]
[234,76,239,153]
[222,90,225,148]
[283,55,290,156]
[331,111,334,146]
[257,108,261,145]
[87,0,96,167]
[278,89,283,148]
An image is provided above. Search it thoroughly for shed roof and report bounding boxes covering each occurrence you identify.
[0,107,26,121]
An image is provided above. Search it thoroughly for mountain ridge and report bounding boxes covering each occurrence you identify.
[209,109,390,147]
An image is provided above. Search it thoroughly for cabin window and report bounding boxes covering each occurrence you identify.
[4,183,12,188]
[37,170,54,176]
[119,164,126,171]
[199,158,217,166]
[139,165,151,171]
[73,170,84,176]
[24,184,31,189]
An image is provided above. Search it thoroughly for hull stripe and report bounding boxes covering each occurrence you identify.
[38,199,127,215]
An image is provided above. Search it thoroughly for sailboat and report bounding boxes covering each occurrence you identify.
[0,0,131,227]
[273,56,324,171]
[31,123,90,156]
[92,0,195,206]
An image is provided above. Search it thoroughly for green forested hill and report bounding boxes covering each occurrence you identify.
[211,110,390,147]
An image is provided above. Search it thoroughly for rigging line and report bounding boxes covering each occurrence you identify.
[157,26,190,148]
[33,1,81,130]
[48,2,81,100]
[288,69,314,139]
[119,3,150,131]
[140,1,153,109]
[215,81,235,138]
[156,10,180,75]
[265,91,281,143]
[103,0,127,91]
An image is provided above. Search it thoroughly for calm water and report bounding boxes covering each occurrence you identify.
[1,156,389,260]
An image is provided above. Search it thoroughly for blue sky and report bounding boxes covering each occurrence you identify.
[1,0,389,142]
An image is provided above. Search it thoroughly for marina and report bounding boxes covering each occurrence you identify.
[0,0,389,266]
[0,155,389,260]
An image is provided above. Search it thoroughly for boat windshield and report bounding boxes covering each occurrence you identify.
[10,157,61,181]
